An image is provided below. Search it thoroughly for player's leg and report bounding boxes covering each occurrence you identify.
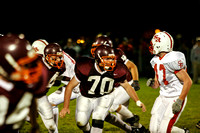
[48,86,80,126]
[105,112,133,132]
[91,93,114,133]
[110,86,146,131]
[149,96,164,133]
[75,95,93,132]
[37,95,58,133]
[48,86,65,126]
[159,97,187,133]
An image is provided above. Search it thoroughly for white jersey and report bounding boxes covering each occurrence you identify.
[61,52,79,93]
[150,51,187,97]
[61,52,76,84]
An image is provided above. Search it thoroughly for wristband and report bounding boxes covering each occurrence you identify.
[136,100,142,107]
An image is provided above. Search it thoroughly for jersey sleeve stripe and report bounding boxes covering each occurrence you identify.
[63,52,76,64]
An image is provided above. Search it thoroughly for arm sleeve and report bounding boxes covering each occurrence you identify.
[164,52,186,73]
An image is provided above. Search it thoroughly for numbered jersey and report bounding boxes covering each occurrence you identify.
[150,51,187,97]
[115,48,129,64]
[0,64,48,131]
[42,52,75,90]
[75,57,129,98]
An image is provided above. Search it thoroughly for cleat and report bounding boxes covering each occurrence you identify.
[196,121,200,129]
[183,128,190,133]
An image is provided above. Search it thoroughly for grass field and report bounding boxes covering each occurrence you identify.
[20,78,200,133]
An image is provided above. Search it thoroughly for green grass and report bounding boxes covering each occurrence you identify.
[20,78,200,133]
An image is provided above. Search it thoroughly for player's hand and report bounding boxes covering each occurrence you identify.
[172,98,183,114]
[146,78,155,87]
[132,80,140,91]
[59,108,70,118]
[136,100,146,112]
[141,103,146,112]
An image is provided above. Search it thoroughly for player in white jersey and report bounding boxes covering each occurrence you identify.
[48,51,80,126]
[146,31,192,133]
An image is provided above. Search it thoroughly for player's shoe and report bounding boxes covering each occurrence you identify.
[183,128,190,133]
[196,121,200,129]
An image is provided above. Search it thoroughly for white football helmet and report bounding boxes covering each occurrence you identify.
[149,31,174,55]
[32,39,48,56]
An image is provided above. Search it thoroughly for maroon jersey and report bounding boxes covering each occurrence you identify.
[40,57,66,90]
[75,57,130,98]
[115,48,132,83]
[0,64,48,132]
[115,48,127,63]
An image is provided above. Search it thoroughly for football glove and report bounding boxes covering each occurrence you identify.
[132,80,140,91]
[146,78,155,87]
[172,98,183,114]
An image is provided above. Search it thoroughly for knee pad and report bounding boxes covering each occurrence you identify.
[92,119,104,129]
[76,112,90,127]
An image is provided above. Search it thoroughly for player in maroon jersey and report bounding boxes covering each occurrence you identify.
[91,35,148,131]
[60,45,146,133]
[0,34,49,133]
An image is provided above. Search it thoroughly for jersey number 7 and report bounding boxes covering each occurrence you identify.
[154,64,169,85]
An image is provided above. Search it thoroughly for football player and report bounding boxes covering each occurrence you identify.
[33,41,135,132]
[91,35,146,130]
[146,31,192,133]
[32,42,77,133]
[60,45,146,133]
[0,34,49,133]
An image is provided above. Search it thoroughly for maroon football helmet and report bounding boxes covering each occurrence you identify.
[91,35,113,57]
[0,34,42,84]
[44,43,64,69]
[95,45,116,71]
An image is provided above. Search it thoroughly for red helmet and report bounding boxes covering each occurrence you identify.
[95,45,116,71]
[0,34,42,84]
[44,43,64,69]
[91,35,113,57]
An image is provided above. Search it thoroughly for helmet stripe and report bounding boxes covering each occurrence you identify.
[163,32,173,49]
[38,39,48,46]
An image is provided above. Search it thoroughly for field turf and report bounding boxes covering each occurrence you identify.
[20,78,200,133]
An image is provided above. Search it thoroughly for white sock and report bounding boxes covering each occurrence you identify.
[171,126,185,133]
[117,105,133,119]
[91,127,103,133]
[52,106,59,126]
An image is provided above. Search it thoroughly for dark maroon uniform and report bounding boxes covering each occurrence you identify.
[0,64,48,132]
[75,57,130,98]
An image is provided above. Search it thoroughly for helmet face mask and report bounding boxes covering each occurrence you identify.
[44,43,64,69]
[95,45,116,71]
[10,57,42,84]
[45,54,64,69]
[149,31,174,55]
[98,55,116,71]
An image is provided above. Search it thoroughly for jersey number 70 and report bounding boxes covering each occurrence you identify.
[88,76,114,95]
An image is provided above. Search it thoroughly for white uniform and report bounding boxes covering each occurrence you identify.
[48,52,80,106]
[149,51,187,133]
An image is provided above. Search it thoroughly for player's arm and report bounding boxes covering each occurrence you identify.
[126,60,138,80]
[172,69,192,114]
[59,76,79,118]
[126,60,140,91]
[120,80,146,112]
[175,69,192,101]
